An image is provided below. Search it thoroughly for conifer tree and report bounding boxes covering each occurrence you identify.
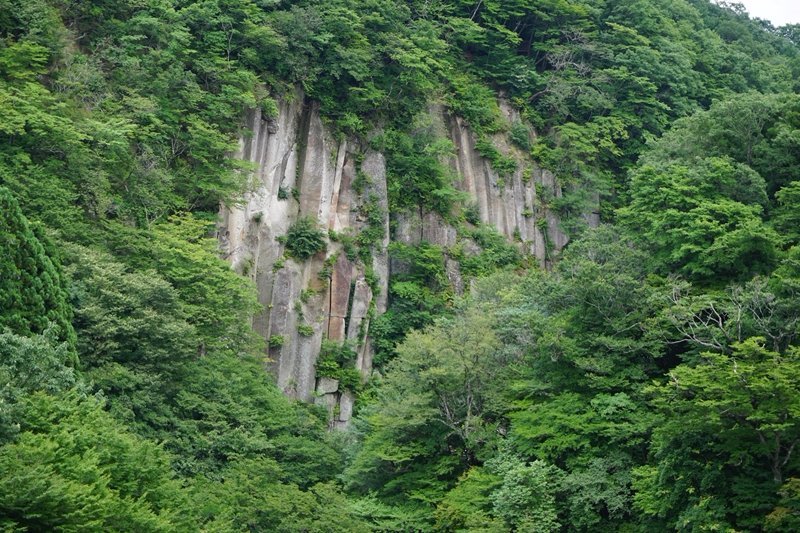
[0,187,75,359]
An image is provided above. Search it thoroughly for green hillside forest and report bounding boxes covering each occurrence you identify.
[2,0,800,530]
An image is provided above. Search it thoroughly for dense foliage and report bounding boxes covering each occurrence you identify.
[2,0,799,530]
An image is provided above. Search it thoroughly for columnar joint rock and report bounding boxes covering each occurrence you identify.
[220,91,388,409]
[220,90,582,427]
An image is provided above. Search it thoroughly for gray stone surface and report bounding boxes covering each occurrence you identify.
[348,279,373,353]
[338,391,355,422]
[219,92,391,406]
[314,392,338,418]
[316,377,339,395]
[446,257,464,296]
[330,254,352,316]
[350,280,372,320]
[327,317,346,341]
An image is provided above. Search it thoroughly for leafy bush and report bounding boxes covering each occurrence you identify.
[510,121,532,151]
[355,196,386,258]
[268,335,285,348]
[475,137,518,177]
[377,128,462,216]
[371,243,452,366]
[464,203,481,226]
[447,73,503,133]
[284,217,326,260]
[315,341,361,392]
[460,225,521,277]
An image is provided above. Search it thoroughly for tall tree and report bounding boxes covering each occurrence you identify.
[635,339,800,530]
[0,187,75,355]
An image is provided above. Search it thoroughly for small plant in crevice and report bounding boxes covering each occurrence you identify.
[268,335,285,348]
[536,217,549,233]
[340,233,358,261]
[297,323,314,337]
[355,195,385,259]
[257,92,279,118]
[352,170,371,196]
[510,120,532,151]
[476,136,517,177]
[535,182,555,209]
[447,241,465,262]
[240,257,254,277]
[536,217,555,257]
[364,264,380,295]
[318,253,338,285]
[300,287,317,303]
[522,166,533,184]
[463,202,481,226]
[277,186,289,200]
[358,306,373,344]
[283,217,326,260]
[459,224,521,277]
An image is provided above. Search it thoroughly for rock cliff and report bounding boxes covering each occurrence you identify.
[219,90,581,426]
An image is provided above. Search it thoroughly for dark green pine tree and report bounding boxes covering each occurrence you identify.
[0,186,76,360]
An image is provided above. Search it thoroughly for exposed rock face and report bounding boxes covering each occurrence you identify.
[394,103,572,270]
[220,90,388,406]
[220,90,583,426]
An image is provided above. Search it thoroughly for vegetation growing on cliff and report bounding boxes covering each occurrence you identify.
[1,0,800,530]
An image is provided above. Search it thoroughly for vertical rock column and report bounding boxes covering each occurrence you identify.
[313,151,389,428]
[221,95,390,420]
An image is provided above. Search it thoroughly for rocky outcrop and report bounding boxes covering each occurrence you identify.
[392,103,576,295]
[220,89,583,426]
[220,89,388,406]
[447,101,568,263]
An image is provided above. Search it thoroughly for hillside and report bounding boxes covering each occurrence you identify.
[1,0,800,530]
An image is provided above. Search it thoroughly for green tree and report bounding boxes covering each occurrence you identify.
[641,92,800,199]
[0,330,77,444]
[635,338,800,530]
[494,229,660,529]
[618,157,778,284]
[0,392,192,532]
[774,181,800,247]
[487,451,561,532]
[103,215,261,355]
[193,458,369,533]
[766,478,800,532]
[65,244,196,433]
[346,309,502,520]
[435,467,504,532]
[0,187,75,353]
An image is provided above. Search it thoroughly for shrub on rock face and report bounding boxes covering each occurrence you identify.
[284,217,326,260]
[268,335,285,348]
[315,341,361,392]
